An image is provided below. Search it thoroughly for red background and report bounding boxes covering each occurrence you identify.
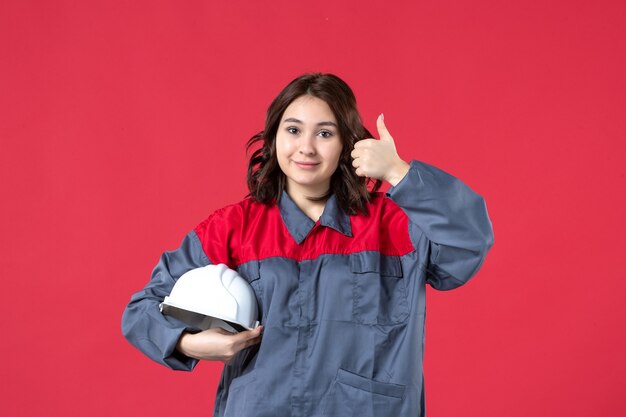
[1,1,625,416]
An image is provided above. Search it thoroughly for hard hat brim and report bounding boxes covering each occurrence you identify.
[160,301,254,333]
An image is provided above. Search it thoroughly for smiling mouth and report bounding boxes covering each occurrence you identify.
[293,161,320,169]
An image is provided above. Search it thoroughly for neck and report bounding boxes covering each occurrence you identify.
[285,183,329,221]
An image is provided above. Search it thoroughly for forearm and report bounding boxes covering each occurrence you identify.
[387,160,494,287]
[176,327,263,363]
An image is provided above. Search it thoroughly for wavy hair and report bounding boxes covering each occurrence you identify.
[246,73,381,215]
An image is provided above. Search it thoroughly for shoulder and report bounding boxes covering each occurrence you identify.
[353,191,410,231]
[192,197,274,267]
[364,191,407,218]
[350,192,414,256]
[194,197,271,232]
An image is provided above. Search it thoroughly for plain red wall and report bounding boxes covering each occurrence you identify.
[1,1,625,416]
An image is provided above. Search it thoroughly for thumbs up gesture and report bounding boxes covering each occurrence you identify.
[351,114,410,186]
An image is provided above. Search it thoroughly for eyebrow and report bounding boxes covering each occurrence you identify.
[283,117,338,128]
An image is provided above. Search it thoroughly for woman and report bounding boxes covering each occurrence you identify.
[122,73,494,417]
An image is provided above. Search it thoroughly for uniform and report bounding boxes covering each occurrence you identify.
[122,159,494,417]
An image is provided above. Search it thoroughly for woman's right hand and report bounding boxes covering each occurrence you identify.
[176,326,263,363]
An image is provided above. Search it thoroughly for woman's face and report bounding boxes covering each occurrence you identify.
[276,95,343,198]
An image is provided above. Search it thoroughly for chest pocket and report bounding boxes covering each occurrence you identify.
[350,252,409,325]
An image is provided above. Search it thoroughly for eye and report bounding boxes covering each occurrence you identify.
[287,127,300,135]
[318,130,334,138]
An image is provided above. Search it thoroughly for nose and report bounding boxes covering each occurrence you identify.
[298,133,316,155]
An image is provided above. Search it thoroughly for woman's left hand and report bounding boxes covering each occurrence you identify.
[351,114,410,187]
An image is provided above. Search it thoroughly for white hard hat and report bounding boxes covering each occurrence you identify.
[160,264,259,333]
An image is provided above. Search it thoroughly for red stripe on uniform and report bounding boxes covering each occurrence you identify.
[194,194,415,268]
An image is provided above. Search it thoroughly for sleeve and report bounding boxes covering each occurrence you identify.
[386,160,494,290]
[121,230,210,370]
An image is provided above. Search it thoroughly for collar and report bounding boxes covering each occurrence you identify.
[278,191,352,244]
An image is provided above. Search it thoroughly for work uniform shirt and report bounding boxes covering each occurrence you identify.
[122,160,494,417]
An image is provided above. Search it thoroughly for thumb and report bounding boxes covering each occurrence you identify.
[239,326,263,347]
[242,325,263,339]
[231,325,262,341]
[377,113,394,142]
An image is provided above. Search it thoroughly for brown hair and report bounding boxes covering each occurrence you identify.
[246,73,382,216]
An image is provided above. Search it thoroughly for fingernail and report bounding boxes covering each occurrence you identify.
[381,113,384,121]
